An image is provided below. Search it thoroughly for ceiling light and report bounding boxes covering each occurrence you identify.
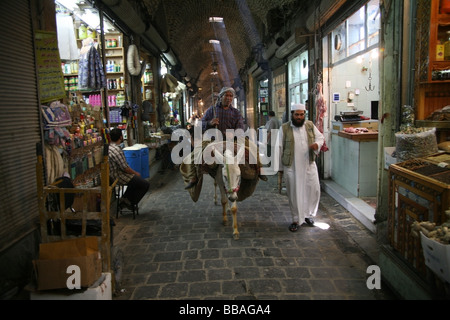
[209,17,223,23]
[209,40,220,45]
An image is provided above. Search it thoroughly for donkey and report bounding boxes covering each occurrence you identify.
[212,147,243,240]
[181,139,259,240]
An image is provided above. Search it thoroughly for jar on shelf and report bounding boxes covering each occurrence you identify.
[145,89,152,100]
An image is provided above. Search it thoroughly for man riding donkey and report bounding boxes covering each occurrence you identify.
[180,87,267,202]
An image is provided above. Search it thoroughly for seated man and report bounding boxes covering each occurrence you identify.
[108,128,150,210]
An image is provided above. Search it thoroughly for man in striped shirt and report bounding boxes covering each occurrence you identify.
[201,87,245,135]
[109,128,150,209]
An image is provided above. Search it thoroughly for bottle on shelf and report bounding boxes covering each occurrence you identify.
[144,63,152,84]
[116,92,125,106]
[444,31,450,61]
[78,23,87,40]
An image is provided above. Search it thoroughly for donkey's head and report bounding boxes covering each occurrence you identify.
[221,148,242,202]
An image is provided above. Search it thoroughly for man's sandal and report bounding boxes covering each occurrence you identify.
[289,222,299,232]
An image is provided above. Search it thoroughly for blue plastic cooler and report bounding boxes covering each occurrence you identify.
[138,145,149,179]
[123,147,141,174]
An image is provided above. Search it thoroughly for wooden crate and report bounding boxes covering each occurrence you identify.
[36,154,117,274]
[388,152,450,277]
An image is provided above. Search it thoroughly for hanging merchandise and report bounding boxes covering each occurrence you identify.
[143,100,153,114]
[56,13,79,60]
[127,44,143,76]
[161,73,178,93]
[314,81,329,153]
[78,38,107,90]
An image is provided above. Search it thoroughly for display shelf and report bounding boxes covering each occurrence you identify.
[416,0,450,144]
[141,53,157,126]
[428,0,450,82]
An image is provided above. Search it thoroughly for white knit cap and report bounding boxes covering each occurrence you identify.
[219,87,236,98]
[291,103,306,111]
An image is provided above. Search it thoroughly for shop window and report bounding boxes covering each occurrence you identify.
[331,0,380,64]
[300,51,309,80]
[272,67,286,120]
[288,50,309,110]
[332,22,347,63]
[289,56,300,83]
[348,7,366,56]
[367,0,381,47]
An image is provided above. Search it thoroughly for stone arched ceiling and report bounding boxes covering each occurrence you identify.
[139,0,306,105]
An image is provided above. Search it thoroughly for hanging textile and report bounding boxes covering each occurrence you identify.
[161,73,178,93]
[56,13,78,60]
[78,39,107,91]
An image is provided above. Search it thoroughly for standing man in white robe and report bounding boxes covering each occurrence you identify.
[275,103,324,232]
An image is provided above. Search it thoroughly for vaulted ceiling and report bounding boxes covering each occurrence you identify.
[119,0,310,104]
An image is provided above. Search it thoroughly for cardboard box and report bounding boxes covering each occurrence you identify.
[420,232,450,283]
[33,237,102,291]
[30,273,111,300]
[71,192,99,212]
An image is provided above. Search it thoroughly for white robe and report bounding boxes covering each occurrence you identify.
[275,122,324,223]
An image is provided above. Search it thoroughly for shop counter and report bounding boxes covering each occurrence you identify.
[331,130,379,197]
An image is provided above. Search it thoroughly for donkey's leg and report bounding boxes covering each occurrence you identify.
[214,179,218,205]
[221,187,229,226]
[214,168,228,226]
[230,201,239,240]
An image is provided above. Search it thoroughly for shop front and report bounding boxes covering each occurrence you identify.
[318,0,381,231]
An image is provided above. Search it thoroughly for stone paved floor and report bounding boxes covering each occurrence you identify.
[111,167,397,300]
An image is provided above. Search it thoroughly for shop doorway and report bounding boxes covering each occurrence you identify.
[321,0,381,231]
